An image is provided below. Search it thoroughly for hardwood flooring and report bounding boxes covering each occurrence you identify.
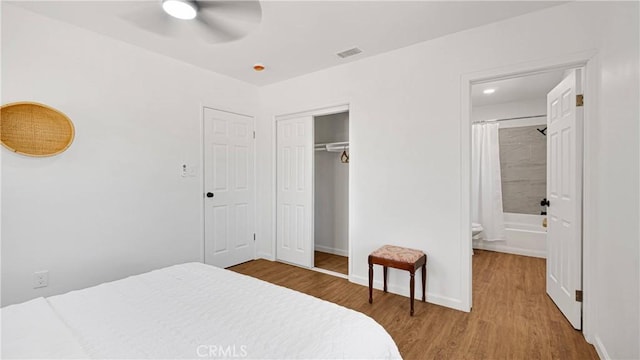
[229,250,598,359]
[314,251,348,275]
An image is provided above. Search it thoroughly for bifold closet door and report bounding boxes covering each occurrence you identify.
[276,116,313,268]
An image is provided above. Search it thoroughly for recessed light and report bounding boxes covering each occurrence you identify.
[253,64,265,72]
[162,0,197,20]
[483,88,496,95]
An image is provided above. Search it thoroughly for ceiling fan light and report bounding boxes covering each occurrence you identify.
[162,0,197,20]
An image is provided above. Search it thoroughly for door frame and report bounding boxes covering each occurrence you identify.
[273,103,350,271]
[460,50,598,341]
[201,106,258,266]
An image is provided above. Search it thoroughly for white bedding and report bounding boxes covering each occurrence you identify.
[2,263,401,359]
[1,297,88,359]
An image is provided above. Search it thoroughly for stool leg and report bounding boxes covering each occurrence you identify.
[368,263,373,304]
[383,266,388,293]
[410,271,415,316]
[422,263,426,302]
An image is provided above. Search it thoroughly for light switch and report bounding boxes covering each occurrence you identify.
[181,163,199,177]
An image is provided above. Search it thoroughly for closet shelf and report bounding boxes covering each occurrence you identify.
[315,141,349,153]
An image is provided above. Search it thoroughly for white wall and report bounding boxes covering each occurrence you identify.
[1,5,258,306]
[256,2,638,358]
[314,113,349,256]
[586,3,639,358]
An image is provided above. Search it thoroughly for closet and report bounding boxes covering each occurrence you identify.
[275,106,349,277]
[313,112,349,275]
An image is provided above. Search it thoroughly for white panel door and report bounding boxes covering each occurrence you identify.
[204,108,255,269]
[276,116,313,268]
[546,69,583,329]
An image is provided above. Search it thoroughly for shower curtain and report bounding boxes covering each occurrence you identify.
[471,123,505,241]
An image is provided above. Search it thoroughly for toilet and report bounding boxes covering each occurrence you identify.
[472,222,484,238]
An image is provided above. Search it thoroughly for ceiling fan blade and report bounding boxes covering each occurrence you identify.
[119,0,261,44]
[198,0,262,24]
[195,12,247,43]
[120,5,180,38]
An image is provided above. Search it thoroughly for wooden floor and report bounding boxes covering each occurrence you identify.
[314,251,348,275]
[229,250,597,359]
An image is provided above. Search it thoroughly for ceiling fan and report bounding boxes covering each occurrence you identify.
[121,0,262,44]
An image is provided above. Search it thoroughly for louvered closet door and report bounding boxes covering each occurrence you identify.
[546,69,583,329]
[276,116,313,268]
[204,108,255,269]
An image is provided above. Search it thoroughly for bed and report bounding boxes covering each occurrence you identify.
[1,262,401,359]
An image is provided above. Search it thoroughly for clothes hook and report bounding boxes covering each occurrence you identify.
[341,146,349,163]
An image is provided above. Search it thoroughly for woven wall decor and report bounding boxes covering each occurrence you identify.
[1,102,75,157]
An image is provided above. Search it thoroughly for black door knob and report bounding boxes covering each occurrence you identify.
[206,192,214,198]
[541,198,550,207]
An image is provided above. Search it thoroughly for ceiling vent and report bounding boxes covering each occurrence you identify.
[337,47,362,59]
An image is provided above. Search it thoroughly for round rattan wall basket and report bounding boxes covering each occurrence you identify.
[1,102,75,157]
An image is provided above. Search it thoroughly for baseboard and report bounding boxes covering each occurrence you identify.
[256,252,275,261]
[314,245,348,257]
[349,274,466,312]
[473,242,546,259]
[253,256,466,312]
[593,335,610,360]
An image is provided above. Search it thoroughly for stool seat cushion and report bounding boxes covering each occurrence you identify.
[370,245,425,264]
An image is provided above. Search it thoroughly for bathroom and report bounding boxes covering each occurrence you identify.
[470,70,566,258]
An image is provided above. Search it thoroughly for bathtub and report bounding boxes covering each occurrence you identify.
[473,213,547,258]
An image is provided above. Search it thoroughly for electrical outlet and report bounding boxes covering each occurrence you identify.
[33,271,49,289]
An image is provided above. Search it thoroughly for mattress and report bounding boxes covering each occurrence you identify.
[1,297,88,359]
[2,262,401,359]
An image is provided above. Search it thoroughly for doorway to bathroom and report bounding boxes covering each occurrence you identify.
[471,71,561,258]
[468,65,587,330]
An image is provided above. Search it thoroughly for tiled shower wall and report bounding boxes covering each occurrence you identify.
[499,125,546,214]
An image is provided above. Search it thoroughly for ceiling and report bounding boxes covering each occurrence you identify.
[472,70,566,107]
[13,1,567,86]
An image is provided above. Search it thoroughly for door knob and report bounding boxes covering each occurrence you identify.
[206,192,214,198]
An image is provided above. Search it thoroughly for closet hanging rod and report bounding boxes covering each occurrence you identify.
[315,141,349,147]
[315,141,349,152]
[472,114,546,124]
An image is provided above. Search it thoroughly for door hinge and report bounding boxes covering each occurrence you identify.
[576,94,584,107]
[253,233,256,241]
[253,131,256,139]
[576,290,583,302]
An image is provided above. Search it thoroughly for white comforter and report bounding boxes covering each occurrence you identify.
[2,262,401,359]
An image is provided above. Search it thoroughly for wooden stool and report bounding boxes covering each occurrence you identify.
[368,245,427,316]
